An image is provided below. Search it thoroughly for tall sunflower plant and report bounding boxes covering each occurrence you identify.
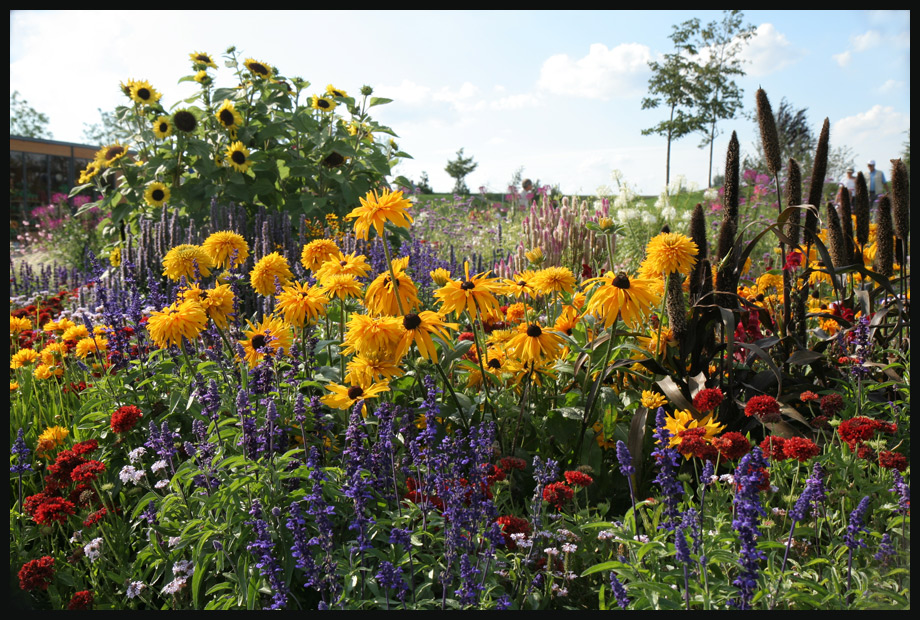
[70,46,412,243]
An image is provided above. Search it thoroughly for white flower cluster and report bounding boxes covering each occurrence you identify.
[84,537,103,563]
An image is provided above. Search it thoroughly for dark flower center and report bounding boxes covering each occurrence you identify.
[219,109,235,126]
[195,54,209,63]
[340,260,348,267]
[403,313,422,330]
[612,272,631,289]
[137,88,151,100]
[487,358,502,369]
[231,150,247,165]
[251,335,267,349]
[151,189,165,201]
[173,111,197,132]
[460,280,476,291]
[526,324,542,337]
[347,386,364,400]
[317,99,331,109]
[249,62,269,75]
[322,152,345,168]
[518,280,527,287]
[105,146,125,160]
[158,122,168,132]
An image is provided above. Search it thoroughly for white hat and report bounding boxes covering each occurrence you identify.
[867,159,876,165]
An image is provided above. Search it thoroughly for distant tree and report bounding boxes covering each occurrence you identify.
[416,171,433,194]
[10,91,52,139]
[691,10,756,187]
[82,107,132,146]
[827,144,857,182]
[445,148,478,194]
[641,17,708,187]
[746,97,817,172]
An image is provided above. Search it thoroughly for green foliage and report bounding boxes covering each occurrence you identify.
[445,148,478,195]
[70,48,411,233]
[10,90,52,139]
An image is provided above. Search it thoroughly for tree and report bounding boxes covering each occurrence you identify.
[82,107,133,146]
[641,18,708,187]
[692,11,756,187]
[415,171,433,194]
[10,91,52,139]
[445,148,478,195]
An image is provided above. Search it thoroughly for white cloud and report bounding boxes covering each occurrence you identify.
[879,79,905,93]
[833,50,852,67]
[742,23,800,77]
[537,43,651,100]
[851,29,882,52]
[490,93,540,111]
[835,105,910,147]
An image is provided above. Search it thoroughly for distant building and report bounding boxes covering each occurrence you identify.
[10,135,99,237]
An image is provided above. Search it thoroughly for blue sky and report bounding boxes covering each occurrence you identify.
[10,10,910,196]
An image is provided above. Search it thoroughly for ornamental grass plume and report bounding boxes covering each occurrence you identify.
[825,202,847,268]
[688,204,709,304]
[665,271,687,342]
[873,196,894,278]
[805,119,831,243]
[838,190,855,263]
[723,131,741,223]
[853,172,870,248]
[890,158,909,261]
[756,89,782,177]
[784,158,803,245]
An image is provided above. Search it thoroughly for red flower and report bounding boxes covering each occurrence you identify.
[31,496,76,525]
[783,250,804,270]
[693,387,724,413]
[482,463,506,485]
[799,391,819,403]
[837,416,892,449]
[878,451,907,472]
[676,427,717,461]
[73,439,98,455]
[499,456,527,472]
[18,556,56,591]
[543,482,574,510]
[71,460,106,483]
[68,590,94,610]
[83,507,108,527]
[564,470,594,488]
[857,444,877,461]
[759,436,788,461]
[47,449,87,484]
[744,395,782,422]
[110,405,143,434]
[782,437,820,463]
[819,393,844,417]
[712,432,751,461]
[495,515,531,549]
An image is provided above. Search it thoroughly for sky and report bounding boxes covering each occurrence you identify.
[10,10,910,197]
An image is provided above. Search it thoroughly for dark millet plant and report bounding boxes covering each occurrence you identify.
[804,118,830,246]
[890,158,909,266]
[853,172,870,249]
[874,196,894,279]
[666,271,687,343]
[688,204,709,305]
[715,132,740,301]
[838,190,855,265]
[825,202,847,270]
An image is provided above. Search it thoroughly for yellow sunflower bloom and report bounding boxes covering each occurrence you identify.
[216,99,243,131]
[301,238,341,272]
[502,270,538,299]
[239,315,294,368]
[505,322,564,364]
[61,325,89,342]
[583,271,659,328]
[144,182,170,207]
[183,283,236,330]
[663,409,725,448]
[275,281,328,328]
[225,141,253,173]
[11,348,40,369]
[189,51,217,69]
[325,84,348,98]
[40,342,68,366]
[341,314,404,357]
[250,252,293,296]
[10,315,32,334]
[644,232,699,276]
[162,244,214,281]
[364,259,419,317]
[202,230,249,269]
[75,337,107,359]
[319,273,364,301]
[147,300,207,349]
[394,311,459,362]
[311,94,337,112]
[153,116,173,139]
[321,381,390,411]
[94,143,129,169]
[345,351,404,387]
[641,390,669,410]
[129,80,161,106]
[434,262,502,318]
[314,251,372,281]
[244,58,273,78]
[345,188,414,241]
[531,266,576,296]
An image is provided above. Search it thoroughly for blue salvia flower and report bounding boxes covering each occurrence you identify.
[844,495,871,596]
[730,448,769,610]
[890,471,909,517]
[246,500,289,610]
[376,561,409,607]
[11,428,33,510]
[651,407,683,531]
[874,532,895,563]
[615,440,635,476]
[609,572,630,610]
[287,500,320,593]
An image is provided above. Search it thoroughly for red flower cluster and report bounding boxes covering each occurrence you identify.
[68,590,94,610]
[482,463,507,485]
[878,450,908,472]
[26,494,76,524]
[110,405,143,434]
[677,428,717,461]
[71,460,106,483]
[759,436,786,461]
[543,482,574,510]
[744,395,782,422]
[495,515,532,549]
[782,437,820,463]
[499,456,527,472]
[73,439,99,455]
[799,391,819,403]
[564,470,594,488]
[819,393,844,417]
[693,387,724,413]
[18,556,56,591]
[837,416,897,450]
[712,432,751,461]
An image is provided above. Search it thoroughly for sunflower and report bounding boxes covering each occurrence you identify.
[172,109,198,133]
[40,341,68,366]
[152,116,173,139]
[321,381,389,411]
[641,390,668,410]
[325,84,348,98]
[364,258,420,316]
[189,51,217,69]
[216,100,243,132]
[78,160,101,184]
[10,348,40,369]
[505,322,565,364]
[183,283,235,329]
[61,324,90,342]
[250,252,293,296]
[300,238,341,272]
[311,94,337,112]
[129,80,161,106]
[314,251,372,281]
[531,266,576,296]
[244,58,273,79]
[201,230,249,269]
[162,244,214,281]
[644,232,699,276]
[466,346,510,389]
[239,315,294,368]
[662,409,725,449]
[194,70,209,84]
[434,262,502,318]
[10,315,32,333]
[430,268,452,286]
[345,351,404,387]
[144,182,170,207]
[275,281,328,327]
[225,141,253,173]
[341,313,404,357]
[75,336,107,359]
[553,304,581,335]
[582,271,659,328]
[319,273,364,301]
[146,300,207,349]
[395,311,459,362]
[345,188,414,240]
[94,143,128,168]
